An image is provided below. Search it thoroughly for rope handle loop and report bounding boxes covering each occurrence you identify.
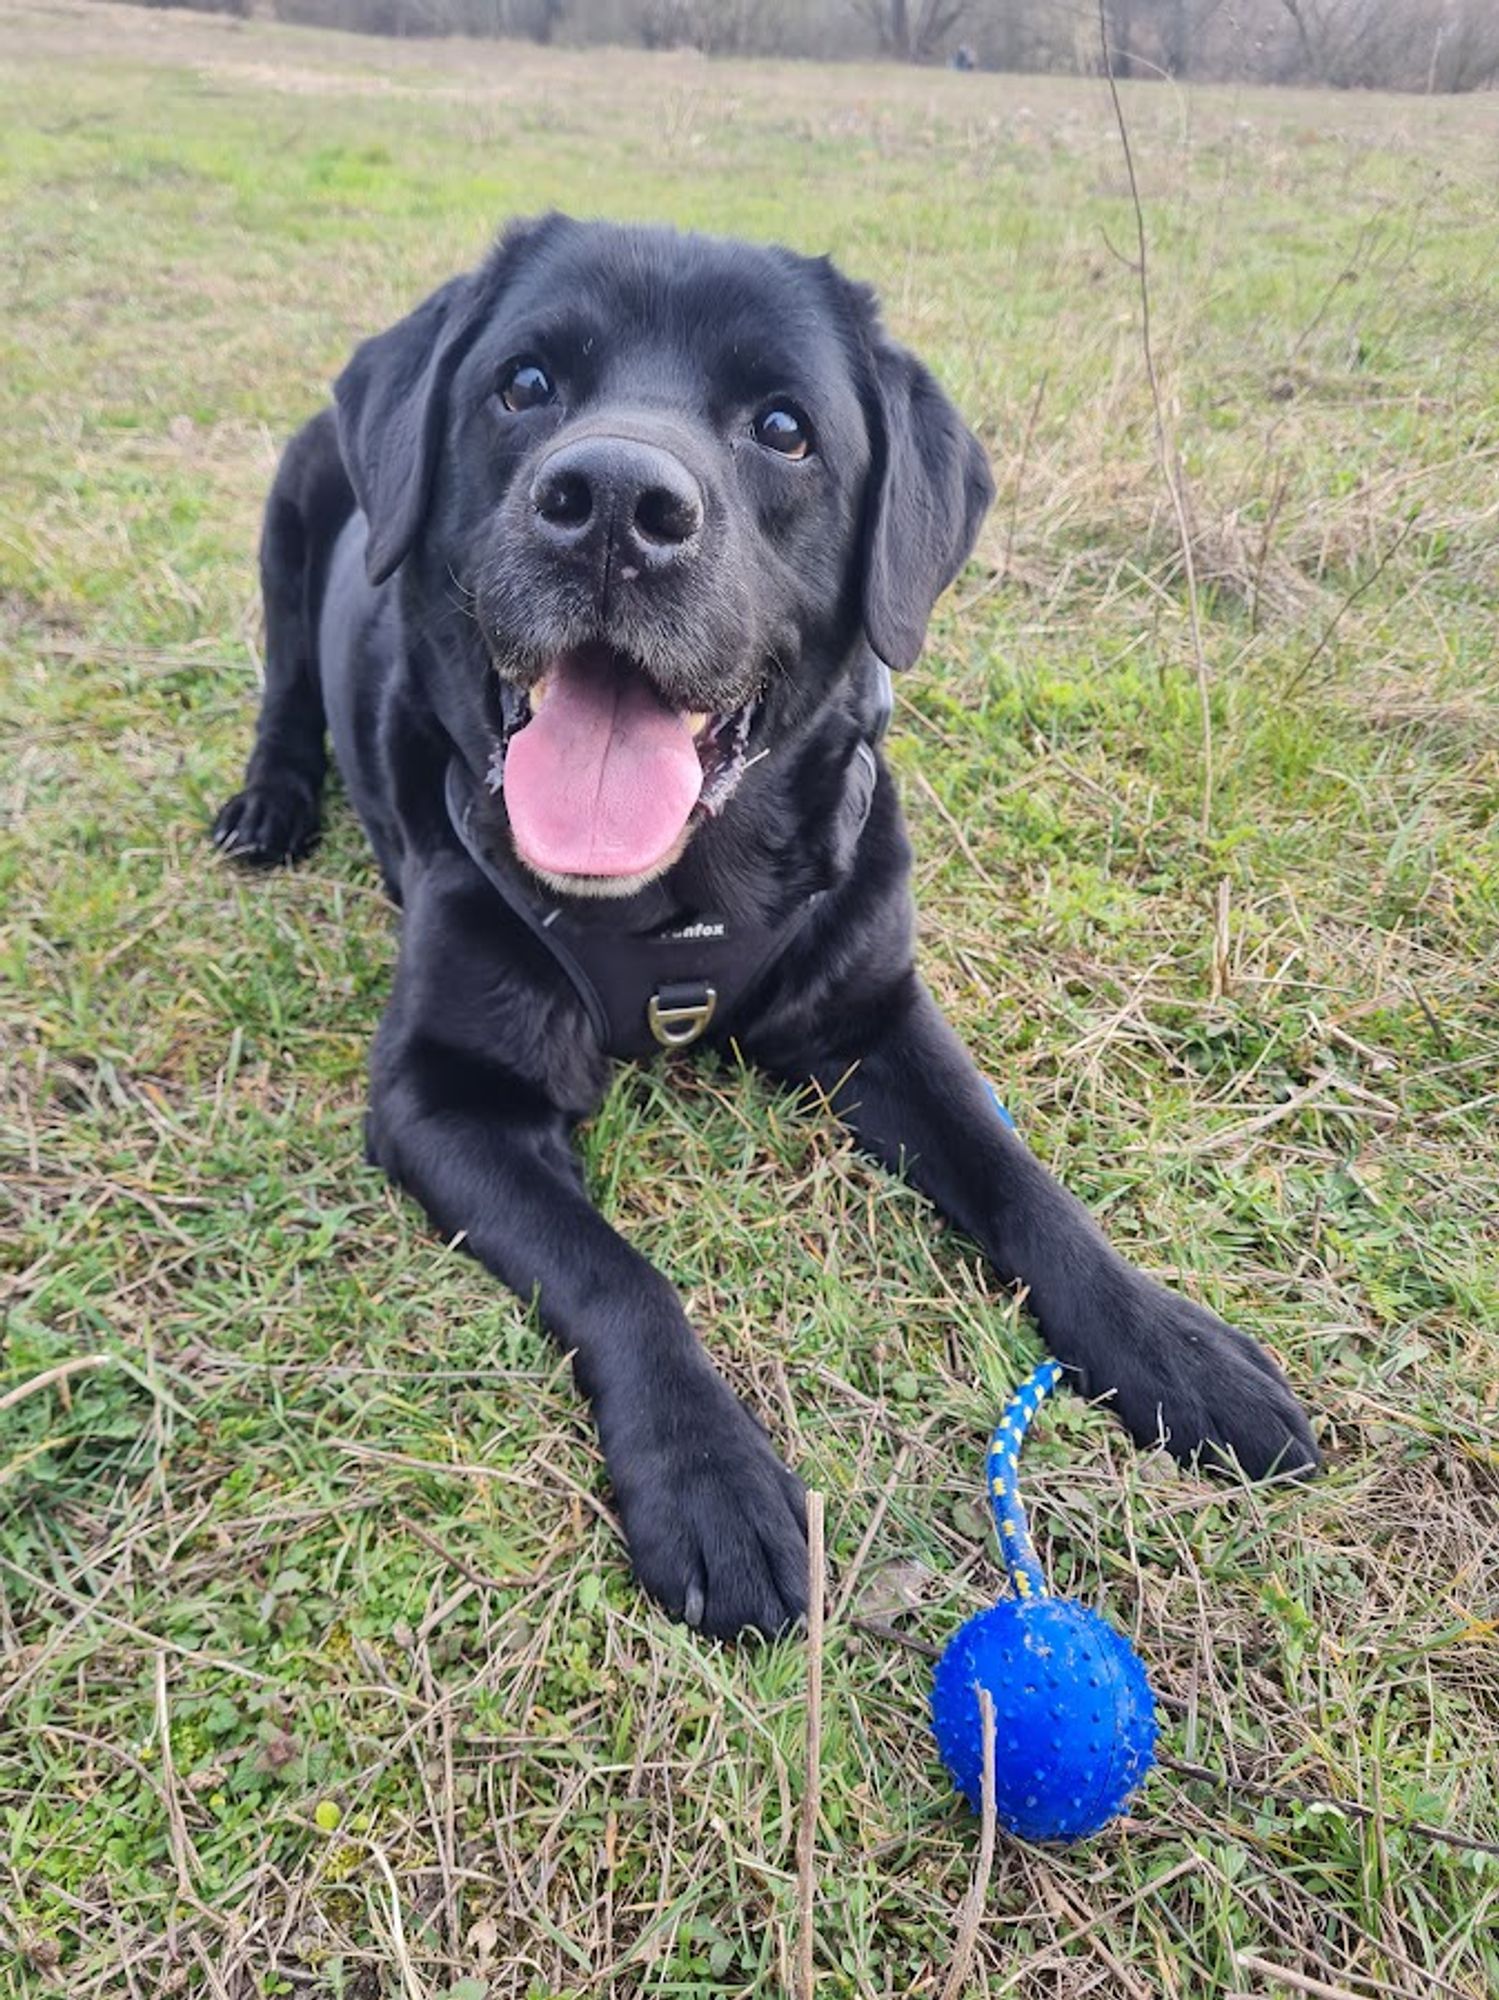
[985,1357,1064,1599]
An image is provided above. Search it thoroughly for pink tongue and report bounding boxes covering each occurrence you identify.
[503,649,704,879]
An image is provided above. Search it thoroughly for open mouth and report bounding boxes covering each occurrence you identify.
[487,643,758,888]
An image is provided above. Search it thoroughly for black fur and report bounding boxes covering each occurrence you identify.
[213,217,1319,1641]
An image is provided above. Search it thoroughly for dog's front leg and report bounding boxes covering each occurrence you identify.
[776,977,1319,1480]
[364,862,807,1640]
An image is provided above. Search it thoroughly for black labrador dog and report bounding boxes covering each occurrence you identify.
[214,215,1318,1639]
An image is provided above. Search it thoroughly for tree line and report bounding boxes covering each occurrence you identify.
[131,0,1499,92]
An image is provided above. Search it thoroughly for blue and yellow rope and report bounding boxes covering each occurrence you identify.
[985,1356,1064,1600]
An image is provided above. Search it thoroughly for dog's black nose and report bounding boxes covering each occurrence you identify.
[530,438,704,567]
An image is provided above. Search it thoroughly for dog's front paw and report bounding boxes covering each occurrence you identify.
[601,1369,809,1641]
[1056,1269,1320,1481]
[212,781,319,867]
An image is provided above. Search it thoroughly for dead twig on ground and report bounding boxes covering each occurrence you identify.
[796,1491,826,2000]
[939,1685,997,2000]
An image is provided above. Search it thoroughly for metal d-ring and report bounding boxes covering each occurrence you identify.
[647,982,718,1049]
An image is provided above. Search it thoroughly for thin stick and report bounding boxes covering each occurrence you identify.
[367,1836,430,2000]
[848,1613,941,1661]
[187,1933,234,2000]
[1161,1752,1499,1860]
[1184,1068,1340,1155]
[830,1440,911,1622]
[0,1351,191,1423]
[940,1686,998,2000]
[1210,875,1232,1002]
[1097,1,1215,841]
[0,1555,275,1694]
[909,767,1005,896]
[188,1936,235,2000]
[996,1859,1199,1996]
[1044,1874,1157,2000]
[796,1491,826,2000]
[396,1512,549,1593]
[1280,515,1420,696]
[0,1354,113,1415]
[1234,1955,1398,2000]
[154,1651,198,1911]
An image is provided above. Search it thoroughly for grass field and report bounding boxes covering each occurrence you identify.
[3,2,1498,1993]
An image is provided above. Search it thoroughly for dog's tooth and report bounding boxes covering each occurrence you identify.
[687,712,708,737]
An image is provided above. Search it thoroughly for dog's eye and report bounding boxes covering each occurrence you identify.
[498,359,556,413]
[752,405,813,460]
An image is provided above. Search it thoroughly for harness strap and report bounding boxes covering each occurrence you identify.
[445,757,613,1045]
[443,734,880,1061]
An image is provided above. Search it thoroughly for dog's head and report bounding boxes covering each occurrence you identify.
[335,215,991,896]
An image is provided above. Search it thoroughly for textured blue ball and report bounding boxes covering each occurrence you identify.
[931,1597,1158,1842]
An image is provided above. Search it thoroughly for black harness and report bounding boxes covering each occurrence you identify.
[444,671,890,1061]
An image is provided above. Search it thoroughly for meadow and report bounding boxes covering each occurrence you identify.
[1,1,1497,1993]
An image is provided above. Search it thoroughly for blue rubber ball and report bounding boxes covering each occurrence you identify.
[931,1596,1158,1842]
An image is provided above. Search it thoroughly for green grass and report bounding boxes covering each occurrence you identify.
[3,1,1498,1994]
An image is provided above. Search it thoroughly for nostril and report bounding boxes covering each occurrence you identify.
[634,483,702,547]
[534,467,592,531]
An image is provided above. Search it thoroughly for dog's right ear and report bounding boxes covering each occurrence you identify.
[334,273,485,587]
[334,217,559,587]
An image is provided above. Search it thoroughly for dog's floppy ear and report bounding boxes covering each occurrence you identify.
[861,337,993,672]
[334,273,486,587]
[334,217,560,586]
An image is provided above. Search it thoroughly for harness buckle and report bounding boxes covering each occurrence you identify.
[648,981,718,1050]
